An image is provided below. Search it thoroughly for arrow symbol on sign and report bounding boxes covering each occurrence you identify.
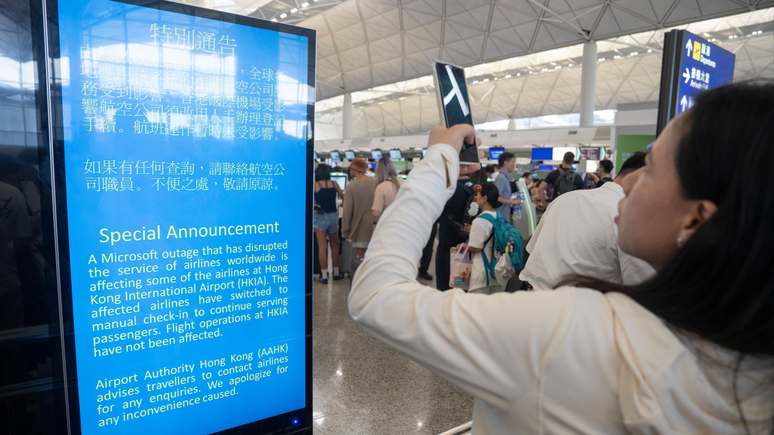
[686,39,692,56]
[683,68,690,83]
[680,96,688,111]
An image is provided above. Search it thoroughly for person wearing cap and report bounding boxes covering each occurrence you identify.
[342,158,377,273]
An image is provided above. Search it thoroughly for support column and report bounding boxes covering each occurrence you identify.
[507,118,516,131]
[342,92,353,140]
[579,41,597,128]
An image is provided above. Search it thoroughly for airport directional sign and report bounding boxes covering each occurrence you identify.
[675,31,736,115]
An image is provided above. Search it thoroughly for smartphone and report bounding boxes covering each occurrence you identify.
[432,60,480,165]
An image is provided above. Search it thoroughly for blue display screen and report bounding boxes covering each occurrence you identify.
[676,31,735,114]
[54,0,310,433]
[371,149,383,160]
[531,148,553,160]
[488,147,504,160]
[539,164,554,171]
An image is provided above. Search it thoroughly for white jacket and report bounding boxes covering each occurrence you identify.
[348,144,773,434]
[521,181,655,290]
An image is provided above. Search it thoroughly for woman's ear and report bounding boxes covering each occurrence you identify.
[677,199,718,244]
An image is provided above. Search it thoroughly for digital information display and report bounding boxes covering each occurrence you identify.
[579,147,600,161]
[531,148,552,161]
[49,0,313,433]
[675,31,735,114]
[488,147,504,160]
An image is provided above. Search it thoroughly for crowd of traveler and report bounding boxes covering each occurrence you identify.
[345,81,774,433]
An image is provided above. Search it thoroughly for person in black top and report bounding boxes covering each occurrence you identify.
[435,174,476,291]
[544,151,583,199]
[314,164,345,283]
[595,159,614,187]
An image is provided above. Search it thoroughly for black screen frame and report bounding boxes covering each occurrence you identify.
[42,0,315,433]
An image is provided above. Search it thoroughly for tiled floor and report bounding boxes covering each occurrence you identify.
[312,260,474,434]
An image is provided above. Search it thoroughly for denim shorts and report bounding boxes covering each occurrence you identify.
[314,211,339,233]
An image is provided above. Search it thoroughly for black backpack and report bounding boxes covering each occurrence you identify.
[553,168,578,199]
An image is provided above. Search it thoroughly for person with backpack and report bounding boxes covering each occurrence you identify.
[544,151,583,199]
[457,183,524,294]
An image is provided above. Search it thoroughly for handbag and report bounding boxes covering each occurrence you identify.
[449,243,473,291]
[494,244,516,287]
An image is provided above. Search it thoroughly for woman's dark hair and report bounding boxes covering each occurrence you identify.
[478,182,501,209]
[559,80,774,432]
[315,164,331,182]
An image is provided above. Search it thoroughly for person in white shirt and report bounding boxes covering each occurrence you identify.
[457,182,502,294]
[348,81,774,434]
[519,151,655,290]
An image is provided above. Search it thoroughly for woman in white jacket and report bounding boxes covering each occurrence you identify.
[348,81,774,434]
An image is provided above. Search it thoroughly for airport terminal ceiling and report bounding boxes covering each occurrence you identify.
[177,0,774,96]
[312,8,773,139]
[136,0,772,139]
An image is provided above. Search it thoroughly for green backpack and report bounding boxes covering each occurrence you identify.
[477,211,524,286]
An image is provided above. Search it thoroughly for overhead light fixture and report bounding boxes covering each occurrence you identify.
[704,32,710,37]
[647,49,652,53]
[528,71,533,74]
[473,80,479,84]
[541,67,548,71]
[505,74,511,78]
[483,78,489,82]
[555,66,561,69]
[302,2,309,7]
[290,7,298,12]
[271,18,277,21]
[494,77,498,80]
[598,57,605,62]
[280,13,287,18]
[517,73,521,76]
[568,63,573,67]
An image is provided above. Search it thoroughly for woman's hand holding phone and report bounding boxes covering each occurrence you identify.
[428,124,482,176]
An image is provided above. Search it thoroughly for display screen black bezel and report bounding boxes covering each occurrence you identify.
[42,0,315,433]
